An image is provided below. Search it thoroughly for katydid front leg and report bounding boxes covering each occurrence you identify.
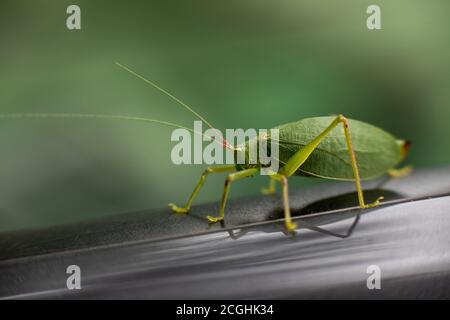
[169,165,236,214]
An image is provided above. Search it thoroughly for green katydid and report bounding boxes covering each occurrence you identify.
[168,115,411,233]
[0,62,411,234]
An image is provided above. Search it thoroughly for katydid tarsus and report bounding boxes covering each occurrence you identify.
[0,62,411,234]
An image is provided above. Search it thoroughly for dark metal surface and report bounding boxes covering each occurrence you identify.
[1,167,450,299]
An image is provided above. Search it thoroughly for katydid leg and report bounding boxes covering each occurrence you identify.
[388,165,413,178]
[270,174,297,233]
[169,165,236,214]
[207,168,259,223]
[261,178,276,195]
[280,114,383,208]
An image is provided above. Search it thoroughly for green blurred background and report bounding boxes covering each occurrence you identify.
[0,0,449,233]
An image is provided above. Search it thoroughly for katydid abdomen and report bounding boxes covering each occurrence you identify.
[272,117,409,181]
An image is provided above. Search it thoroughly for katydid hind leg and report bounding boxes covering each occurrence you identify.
[280,114,383,209]
[169,165,236,214]
[388,165,413,178]
[207,168,259,223]
[339,115,383,208]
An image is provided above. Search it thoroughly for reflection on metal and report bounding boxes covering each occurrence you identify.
[1,167,450,299]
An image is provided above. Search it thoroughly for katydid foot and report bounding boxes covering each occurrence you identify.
[285,221,298,234]
[168,203,189,214]
[363,196,384,209]
[206,215,224,223]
